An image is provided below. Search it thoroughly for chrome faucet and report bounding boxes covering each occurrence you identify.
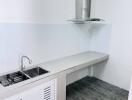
[20,56,32,71]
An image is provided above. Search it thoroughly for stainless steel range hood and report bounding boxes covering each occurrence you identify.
[69,0,104,23]
[75,0,91,20]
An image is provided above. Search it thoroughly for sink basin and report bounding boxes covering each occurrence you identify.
[0,71,29,87]
[0,67,49,87]
[23,67,49,78]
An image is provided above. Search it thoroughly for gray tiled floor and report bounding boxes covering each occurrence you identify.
[66,76,128,100]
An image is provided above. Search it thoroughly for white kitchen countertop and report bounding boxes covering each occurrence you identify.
[41,51,109,74]
[0,51,109,99]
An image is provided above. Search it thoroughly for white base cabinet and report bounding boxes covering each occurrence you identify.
[5,79,57,100]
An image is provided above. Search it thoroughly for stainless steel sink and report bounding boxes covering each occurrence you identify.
[0,71,29,87]
[0,67,49,87]
[23,67,49,78]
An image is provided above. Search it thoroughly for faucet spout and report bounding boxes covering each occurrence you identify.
[20,56,32,71]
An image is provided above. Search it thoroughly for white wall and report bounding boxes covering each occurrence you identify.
[66,67,89,85]
[0,23,92,74]
[0,0,75,24]
[0,0,92,75]
[91,0,132,90]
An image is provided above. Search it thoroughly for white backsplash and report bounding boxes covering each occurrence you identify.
[0,24,88,73]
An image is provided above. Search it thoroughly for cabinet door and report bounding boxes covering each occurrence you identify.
[5,79,57,100]
[4,86,41,100]
[5,85,42,100]
[4,96,23,100]
[42,79,57,100]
